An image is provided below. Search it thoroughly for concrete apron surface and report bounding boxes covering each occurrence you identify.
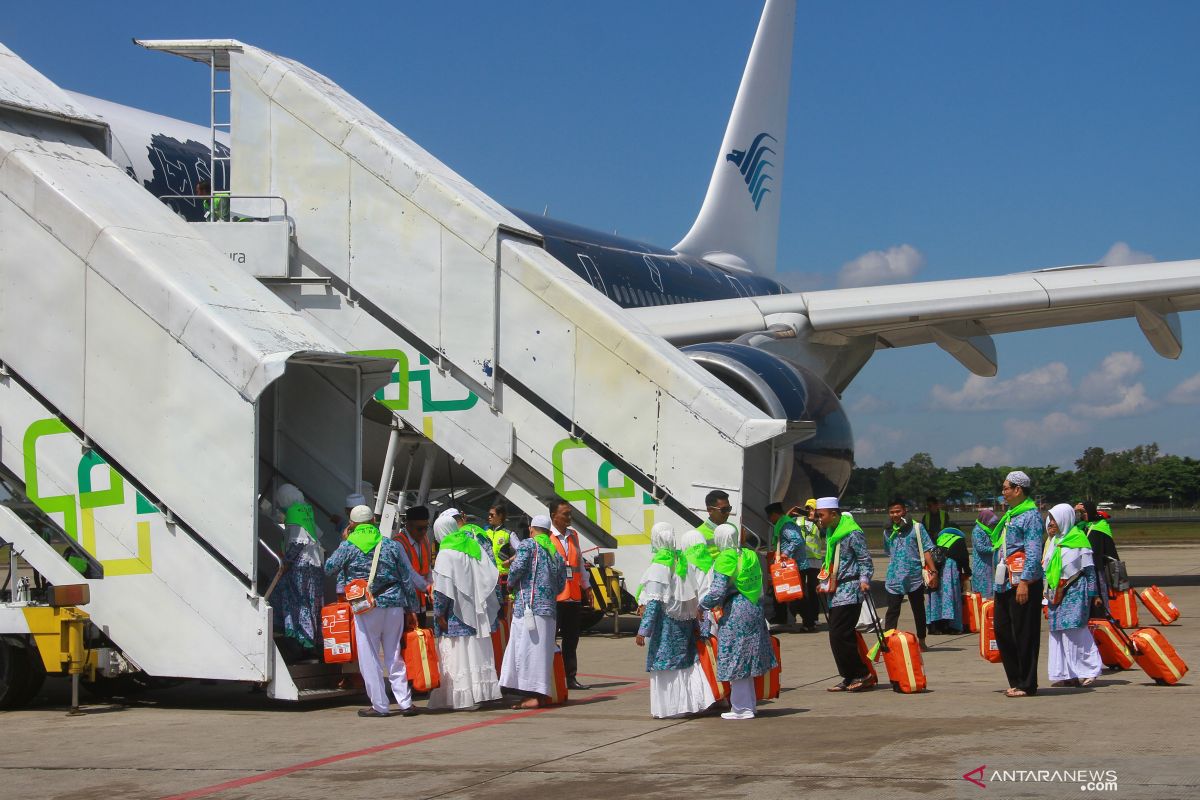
[3,546,1199,800]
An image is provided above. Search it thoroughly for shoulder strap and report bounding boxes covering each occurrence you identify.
[367,540,384,590]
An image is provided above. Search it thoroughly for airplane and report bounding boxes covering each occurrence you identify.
[42,0,1200,510]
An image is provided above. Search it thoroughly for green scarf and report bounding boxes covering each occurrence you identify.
[989,497,1037,548]
[285,502,318,541]
[936,528,964,548]
[884,522,904,544]
[531,532,555,556]
[772,515,795,548]
[1088,518,1113,539]
[439,524,483,559]
[823,514,862,573]
[975,519,996,541]
[1045,524,1093,591]
[681,540,714,573]
[713,547,763,605]
[638,547,679,600]
[347,523,382,554]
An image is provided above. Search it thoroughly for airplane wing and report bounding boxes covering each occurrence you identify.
[627,259,1200,376]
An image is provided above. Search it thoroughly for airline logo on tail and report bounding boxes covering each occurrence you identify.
[725,131,777,210]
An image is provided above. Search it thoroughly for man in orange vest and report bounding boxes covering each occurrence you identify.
[549,498,594,690]
[394,505,433,628]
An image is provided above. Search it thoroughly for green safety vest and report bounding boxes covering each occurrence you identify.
[799,517,824,560]
[487,527,511,575]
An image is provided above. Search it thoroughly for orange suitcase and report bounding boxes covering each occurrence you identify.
[980,599,1001,663]
[855,631,878,682]
[320,602,355,664]
[698,636,729,702]
[402,619,441,692]
[1109,588,1140,628]
[770,556,805,602]
[491,615,510,670]
[722,634,782,701]
[1088,618,1135,670]
[878,629,927,693]
[1130,627,1188,685]
[547,648,569,705]
[964,591,983,634]
[1139,585,1180,625]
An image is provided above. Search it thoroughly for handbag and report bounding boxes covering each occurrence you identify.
[344,540,384,615]
[1106,559,1131,593]
[816,542,842,594]
[991,521,1026,588]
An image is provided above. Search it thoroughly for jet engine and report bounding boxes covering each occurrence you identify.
[682,342,854,503]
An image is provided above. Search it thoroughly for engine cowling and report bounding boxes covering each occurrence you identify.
[682,342,854,502]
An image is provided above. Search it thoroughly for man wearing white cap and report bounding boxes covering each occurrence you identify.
[988,471,1045,697]
[324,505,421,717]
[500,514,566,708]
[813,497,876,692]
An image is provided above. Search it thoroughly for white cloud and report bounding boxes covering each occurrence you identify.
[1167,373,1200,405]
[930,362,1069,412]
[948,444,1012,468]
[1073,352,1154,419]
[848,393,888,414]
[837,244,925,288]
[1003,411,1087,443]
[1098,241,1155,266]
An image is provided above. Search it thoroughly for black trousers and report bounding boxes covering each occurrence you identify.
[800,568,821,626]
[828,602,869,682]
[884,586,927,640]
[556,601,582,680]
[993,581,1043,694]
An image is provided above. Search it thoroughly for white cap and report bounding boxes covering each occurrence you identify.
[530,514,552,530]
[815,497,840,510]
[1005,470,1031,488]
[345,492,366,508]
[350,505,373,523]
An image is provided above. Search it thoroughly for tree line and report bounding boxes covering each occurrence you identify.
[845,444,1200,509]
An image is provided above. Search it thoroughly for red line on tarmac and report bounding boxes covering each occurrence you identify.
[162,676,648,800]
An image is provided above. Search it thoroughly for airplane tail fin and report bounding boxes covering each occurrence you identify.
[673,0,795,276]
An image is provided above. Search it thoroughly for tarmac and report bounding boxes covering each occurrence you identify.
[3,545,1199,800]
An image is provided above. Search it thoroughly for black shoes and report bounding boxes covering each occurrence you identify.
[567,679,590,690]
[358,708,391,717]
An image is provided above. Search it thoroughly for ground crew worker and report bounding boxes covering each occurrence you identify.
[796,499,823,631]
[395,505,433,628]
[921,496,951,535]
[485,503,515,589]
[549,498,594,690]
[695,489,734,558]
[196,179,229,222]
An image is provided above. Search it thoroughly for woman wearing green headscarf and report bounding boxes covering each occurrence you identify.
[1042,503,1102,687]
[699,524,776,720]
[636,523,711,718]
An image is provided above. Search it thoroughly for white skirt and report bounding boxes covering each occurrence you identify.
[499,613,556,697]
[650,660,716,718]
[427,634,501,710]
[1048,625,1103,681]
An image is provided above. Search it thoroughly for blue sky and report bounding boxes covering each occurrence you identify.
[7,1,1200,469]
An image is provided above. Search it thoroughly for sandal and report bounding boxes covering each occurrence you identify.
[826,681,849,692]
[1005,688,1028,697]
[847,675,877,692]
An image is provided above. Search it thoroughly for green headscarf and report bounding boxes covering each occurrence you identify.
[936,528,964,548]
[285,502,318,541]
[530,531,555,557]
[681,541,714,574]
[823,513,862,573]
[989,497,1037,548]
[347,523,382,554]
[1045,523,1093,591]
[438,523,484,560]
[713,547,763,605]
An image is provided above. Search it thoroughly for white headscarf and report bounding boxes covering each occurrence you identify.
[432,538,500,637]
[1043,502,1094,581]
[637,522,676,607]
[432,514,458,544]
[713,523,738,552]
[276,483,304,509]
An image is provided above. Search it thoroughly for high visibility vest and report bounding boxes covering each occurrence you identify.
[922,509,949,535]
[487,528,511,575]
[396,531,432,608]
[799,518,824,561]
[552,529,584,602]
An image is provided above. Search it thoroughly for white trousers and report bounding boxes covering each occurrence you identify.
[354,606,411,713]
[729,677,756,715]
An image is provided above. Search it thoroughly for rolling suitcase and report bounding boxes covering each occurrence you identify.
[723,633,782,700]
[320,602,355,664]
[878,629,927,693]
[855,631,878,682]
[491,614,510,670]
[1130,627,1189,685]
[697,636,729,701]
[964,591,984,634]
[979,599,1001,663]
[1088,617,1135,670]
[1138,585,1180,625]
[1109,588,1140,629]
[547,648,569,705]
[402,615,441,692]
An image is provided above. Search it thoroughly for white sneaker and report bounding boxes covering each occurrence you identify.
[720,710,755,720]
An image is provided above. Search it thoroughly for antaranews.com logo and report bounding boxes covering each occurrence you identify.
[963,765,1119,792]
